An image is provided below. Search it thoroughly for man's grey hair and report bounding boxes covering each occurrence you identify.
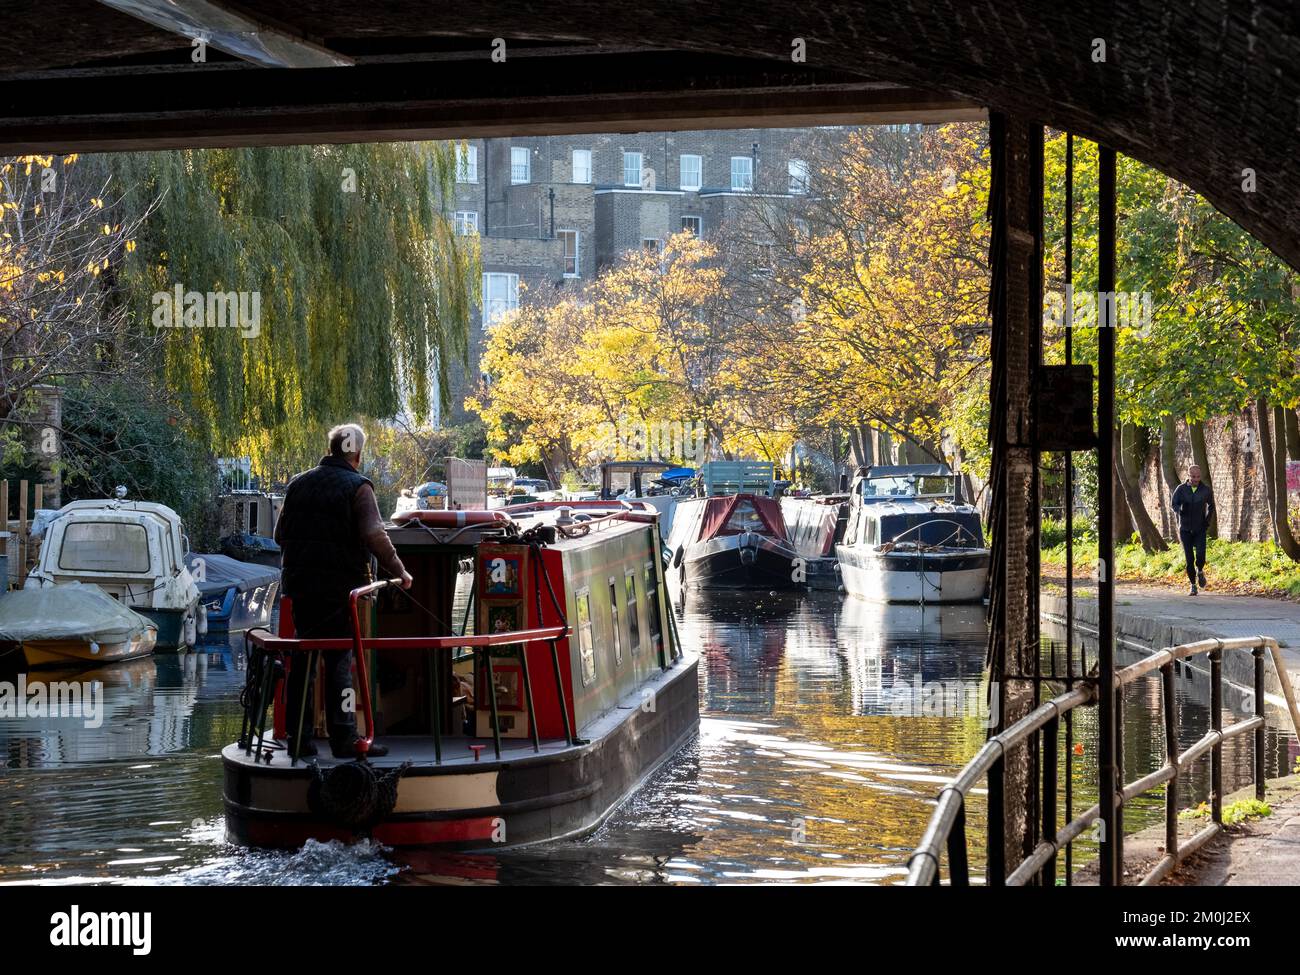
[328,423,366,459]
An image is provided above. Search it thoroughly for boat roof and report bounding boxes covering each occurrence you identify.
[389,501,659,551]
[60,498,185,527]
[185,553,280,594]
[864,498,980,516]
[858,464,954,478]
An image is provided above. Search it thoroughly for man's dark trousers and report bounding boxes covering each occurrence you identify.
[286,594,357,750]
[1180,529,1207,585]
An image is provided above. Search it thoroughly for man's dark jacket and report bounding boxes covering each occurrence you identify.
[277,455,374,602]
[1171,480,1216,535]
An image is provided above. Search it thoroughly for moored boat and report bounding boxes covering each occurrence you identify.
[666,462,800,590]
[23,496,205,650]
[836,464,989,604]
[186,553,280,635]
[222,499,698,850]
[780,493,848,589]
[0,583,157,668]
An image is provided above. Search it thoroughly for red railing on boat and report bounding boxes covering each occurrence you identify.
[242,578,573,765]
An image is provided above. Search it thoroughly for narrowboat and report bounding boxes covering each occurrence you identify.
[186,553,280,635]
[23,495,205,650]
[780,493,849,589]
[0,583,158,667]
[222,499,698,850]
[665,461,800,590]
[836,464,989,604]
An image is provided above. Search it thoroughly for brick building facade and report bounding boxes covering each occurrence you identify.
[444,126,825,421]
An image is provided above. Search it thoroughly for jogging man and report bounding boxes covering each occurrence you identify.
[1170,464,1215,596]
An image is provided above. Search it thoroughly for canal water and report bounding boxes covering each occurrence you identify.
[0,590,1294,885]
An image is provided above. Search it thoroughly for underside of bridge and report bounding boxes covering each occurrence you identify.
[3,0,1298,885]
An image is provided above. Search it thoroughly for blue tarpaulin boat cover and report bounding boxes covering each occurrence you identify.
[659,467,696,482]
[185,553,280,596]
[0,583,154,644]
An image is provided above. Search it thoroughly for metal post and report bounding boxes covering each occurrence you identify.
[517,643,541,753]
[1040,717,1059,886]
[988,755,1006,885]
[1254,646,1266,801]
[482,648,503,759]
[1096,143,1118,886]
[1115,681,1125,882]
[549,638,576,746]
[1162,663,1179,866]
[290,650,317,766]
[1063,132,1076,884]
[1211,646,1223,824]
[948,800,970,886]
[429,648,442,764]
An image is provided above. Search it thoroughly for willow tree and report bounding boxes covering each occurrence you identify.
[90,143,478,470]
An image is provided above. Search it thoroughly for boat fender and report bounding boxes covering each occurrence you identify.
[308,759,413,832]
[672,546,684,569]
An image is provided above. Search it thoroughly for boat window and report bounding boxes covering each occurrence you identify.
[842,510,856,546]
[609,578,623,666]
[576,590,596,686]
[246,500,258,534]
[58,522,150,573]
[722,499,768,534]
[861,475,955,498]
[625,571,641,653]
[643,563,663,657]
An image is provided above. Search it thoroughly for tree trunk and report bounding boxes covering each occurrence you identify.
[1159,415,1180,494]
[1115,424,1168,552]
[878,428,894,465]
[1254,400,1300,559]
[1188,421,1219,537]
[1262,403,1300,559]
[1256,399,1279,544]
[1286,408,1300,463]
[1111,469,1133,542]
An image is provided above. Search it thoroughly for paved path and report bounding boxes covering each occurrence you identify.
[1042,581,1300,693]
[1161,778,1300,886]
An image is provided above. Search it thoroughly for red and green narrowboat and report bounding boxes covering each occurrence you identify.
[222,500,698,850]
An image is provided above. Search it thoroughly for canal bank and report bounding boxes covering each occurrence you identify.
[1041,583,1300,700]
[1069,774,1300,886]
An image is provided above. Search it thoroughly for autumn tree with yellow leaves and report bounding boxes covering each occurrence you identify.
[732,124,990,472]
[471,126,992,483]
[471,233,769,479]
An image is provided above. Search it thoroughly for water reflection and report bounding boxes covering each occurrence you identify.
[1,589,1291,885]
[390,591,993,885]
[1041,621,1297,845]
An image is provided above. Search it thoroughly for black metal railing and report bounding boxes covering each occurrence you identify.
[907,635,1300,886]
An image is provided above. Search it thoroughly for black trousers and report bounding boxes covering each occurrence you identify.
[1179,529,1207,583]
[285,596,357,747]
